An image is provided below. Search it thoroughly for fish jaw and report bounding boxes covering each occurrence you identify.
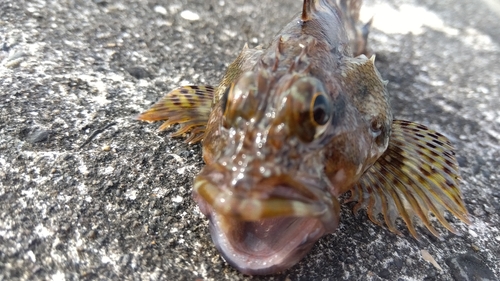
[207,212,326,275]
[193,167,340,275]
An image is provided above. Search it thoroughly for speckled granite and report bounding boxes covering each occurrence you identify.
[1,0,499,280]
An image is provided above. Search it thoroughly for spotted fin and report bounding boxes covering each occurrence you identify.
[348,120,471,239]
[138,85,214,143]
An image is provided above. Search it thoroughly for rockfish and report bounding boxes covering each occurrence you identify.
[138,0,470,275]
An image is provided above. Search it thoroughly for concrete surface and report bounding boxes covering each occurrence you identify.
[1,0,499,280]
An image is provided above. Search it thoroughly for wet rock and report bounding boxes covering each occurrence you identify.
[445,253,497,281]
[27,128,50,143]
[126,66,152,79]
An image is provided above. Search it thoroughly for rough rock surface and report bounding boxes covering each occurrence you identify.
[1,0,499,280]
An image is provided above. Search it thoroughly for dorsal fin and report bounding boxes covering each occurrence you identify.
[301,0,313,21]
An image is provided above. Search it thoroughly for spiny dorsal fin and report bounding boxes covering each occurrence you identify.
[347,120,471,239]
[301,0,313,21]
[137,85,215,144]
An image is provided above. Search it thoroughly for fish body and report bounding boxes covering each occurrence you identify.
[139,0,470,275]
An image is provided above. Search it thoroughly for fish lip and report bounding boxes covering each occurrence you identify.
[206,211,327,275]
[193,172,339,229]
[193,171,341,275]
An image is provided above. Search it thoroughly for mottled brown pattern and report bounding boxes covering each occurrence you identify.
[138,0,469,275]
[349,120,469,239]
[138,85,214,143]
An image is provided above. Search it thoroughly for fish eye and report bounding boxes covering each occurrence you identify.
[288,77,332,142]
[311,93,330,126]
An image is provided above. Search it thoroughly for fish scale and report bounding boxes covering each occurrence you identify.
[138,0,470,275]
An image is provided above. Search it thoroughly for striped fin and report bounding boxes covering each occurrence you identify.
[138,85,214,143]
[347,120,471,239]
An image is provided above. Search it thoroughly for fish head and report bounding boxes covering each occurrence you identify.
[195,69,350,274]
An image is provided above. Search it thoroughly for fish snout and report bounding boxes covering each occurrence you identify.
[192,167,341,274]
[193,167,339,227]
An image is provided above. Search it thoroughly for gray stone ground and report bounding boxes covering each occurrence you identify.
[1,0,499,280]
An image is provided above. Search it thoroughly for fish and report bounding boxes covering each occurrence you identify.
[138,0,471,275]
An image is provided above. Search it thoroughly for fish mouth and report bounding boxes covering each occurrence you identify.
[193,172,340,275]
[207,212,326,275]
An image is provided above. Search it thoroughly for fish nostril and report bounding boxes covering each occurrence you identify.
[370,118,389,147]
[370,119,382,136]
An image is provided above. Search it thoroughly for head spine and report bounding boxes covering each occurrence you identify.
[301,0,313,22]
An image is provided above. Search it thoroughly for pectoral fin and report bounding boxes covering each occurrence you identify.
[347,120,471,239]
[138,85,214,143]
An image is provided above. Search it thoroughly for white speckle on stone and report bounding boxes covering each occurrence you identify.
[27,250,36,263]
[152,187,166,198]
[17,197,27,209]
[170,227,178,233]
[125,189,138,200]
[486,129,500,141]
[138,79,149,87]
[368,227,376,236]
[21,188,35,199]
[101,255,111,264]
[78,74,110,105]
[477,86,490,94]
[35,224,52,238]
[91,94,110,106]
[177,164,196,174]
[78,164,89,175]
[172,195,183,203]
[0,157,7,169]
[223,29,237,38]
[77,183,88,195]
[26,7,36,13]
[51,271,65,281]
[180,10,200,21]
[469,229,478,237]
[154,5,167,15]
[102,166,114,175]
[166,153,184,163]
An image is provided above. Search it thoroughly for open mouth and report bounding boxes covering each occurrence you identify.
[193,172,340,275]
[207,212,326,275]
